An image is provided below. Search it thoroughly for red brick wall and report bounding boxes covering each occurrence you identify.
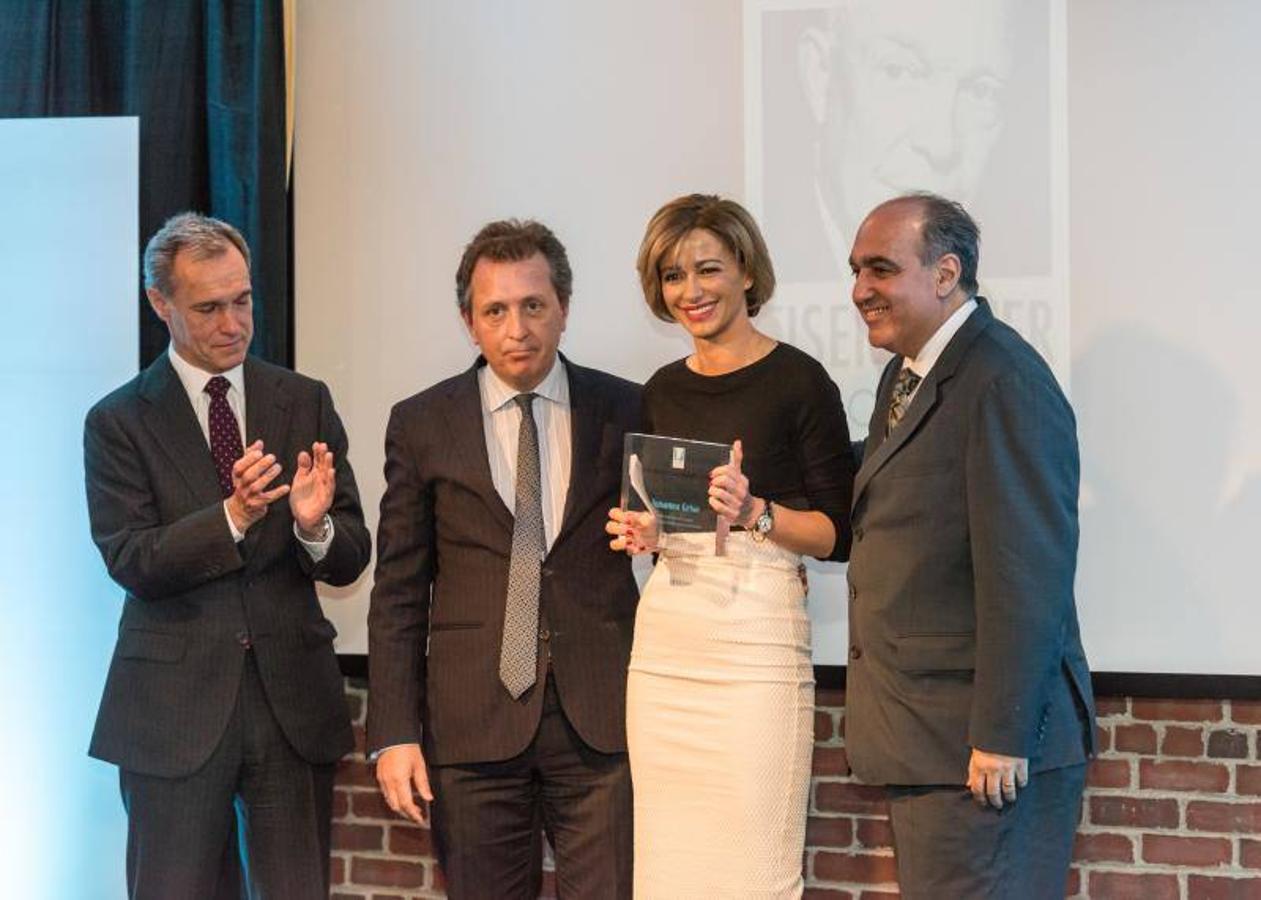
[331,683,1261,899]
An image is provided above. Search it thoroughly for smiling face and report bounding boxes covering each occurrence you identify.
[659,228,754,343]
[146,245,253,373]
[848,201,963,358]
[463,252,568,391]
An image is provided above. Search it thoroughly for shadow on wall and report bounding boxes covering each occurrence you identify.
[1074,325,1258,671]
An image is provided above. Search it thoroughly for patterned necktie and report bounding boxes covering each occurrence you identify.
[205,375,244,498]
[499,393,544,699]
[886,367,923,436]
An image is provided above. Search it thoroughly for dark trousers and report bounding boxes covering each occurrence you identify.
[119,652,334,900]
[430,674,633,900]
[886,763,1087,900]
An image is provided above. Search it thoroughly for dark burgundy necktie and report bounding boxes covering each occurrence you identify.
[205,375,244,498]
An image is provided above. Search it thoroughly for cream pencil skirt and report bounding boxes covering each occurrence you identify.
[627,531,814,899]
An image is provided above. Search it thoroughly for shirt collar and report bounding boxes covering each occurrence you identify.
[905,298,978,379]
[167,343,245,401]
[479,356,569,414]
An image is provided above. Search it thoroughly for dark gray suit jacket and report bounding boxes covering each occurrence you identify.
[845,300,1095,785]
[85,354,371,778]
[366,357,641,766]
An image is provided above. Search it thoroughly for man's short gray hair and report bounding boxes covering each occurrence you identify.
[899,192,981,296]
[143,212,251,296]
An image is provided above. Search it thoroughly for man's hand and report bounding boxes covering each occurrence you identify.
[290,441,336,534]
[226,441,289,534]
[967,748,1029,809]
[375,743,433,825]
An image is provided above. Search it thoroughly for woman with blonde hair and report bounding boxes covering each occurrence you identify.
[608,194,855,897]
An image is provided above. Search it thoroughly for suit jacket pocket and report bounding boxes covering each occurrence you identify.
[429,621,483,632]
[116,629,186,664]
[895,632,975,673]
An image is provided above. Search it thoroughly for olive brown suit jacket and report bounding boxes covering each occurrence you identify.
[845,300,1096,786]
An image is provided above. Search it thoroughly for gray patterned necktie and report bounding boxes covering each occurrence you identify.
[499,393,544,699]
[886,367,923,436]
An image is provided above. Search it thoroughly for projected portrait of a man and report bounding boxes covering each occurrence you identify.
[753,0,1054,285]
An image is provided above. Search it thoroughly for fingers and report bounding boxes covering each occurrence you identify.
[376,747,427,825]
[314,442,334,473]
[413,761,434,803]
[606,508,629,550]
[1001,773,1018,804]
[731,438,744,472]
[708,468,749,520]
[967,766,1018,809]
[296,450,312,473]
[967,768,1003,809]
[231,443,266,481]
[606,508,657,554]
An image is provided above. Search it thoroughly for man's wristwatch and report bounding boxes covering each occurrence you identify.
[750,499,774,543]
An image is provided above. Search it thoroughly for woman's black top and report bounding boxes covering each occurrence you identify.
[642,342,855,561]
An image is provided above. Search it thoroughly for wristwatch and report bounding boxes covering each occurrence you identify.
[750,499,774,543]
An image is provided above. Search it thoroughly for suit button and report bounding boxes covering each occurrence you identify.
[539,628,551,641]
[849,645,862,660]
[236,631,252,648]
[848,584,858,600]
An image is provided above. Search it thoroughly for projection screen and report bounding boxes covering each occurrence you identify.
[294,0,1261,675]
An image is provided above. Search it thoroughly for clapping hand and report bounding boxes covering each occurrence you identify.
[290,441,336,535]
[226,441,289,533]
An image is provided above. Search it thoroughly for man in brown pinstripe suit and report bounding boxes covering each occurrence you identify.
[367,219,640,898]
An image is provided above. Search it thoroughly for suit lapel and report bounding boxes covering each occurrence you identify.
[243,358,292,459]
[139,356,223,507]
[553,357,599,548]
[852,300,996,506]
[448,360,514,533]
[242,359,294,553]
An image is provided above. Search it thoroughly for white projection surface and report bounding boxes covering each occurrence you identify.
[0,117,137,898]
[295,1,1260,675]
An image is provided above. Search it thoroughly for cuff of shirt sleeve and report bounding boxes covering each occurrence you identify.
[295,514,334,562]
[222,501,245,543]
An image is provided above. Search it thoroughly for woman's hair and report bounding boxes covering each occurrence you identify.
[636,194,776,322]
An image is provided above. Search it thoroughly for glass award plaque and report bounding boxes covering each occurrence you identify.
[620,433,732,533]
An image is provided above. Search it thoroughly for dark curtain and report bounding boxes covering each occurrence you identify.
[0,0,291,368]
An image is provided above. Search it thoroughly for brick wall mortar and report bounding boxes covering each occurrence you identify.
[333,684,1261,898]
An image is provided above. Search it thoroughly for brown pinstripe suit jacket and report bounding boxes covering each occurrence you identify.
[367,356,641,765]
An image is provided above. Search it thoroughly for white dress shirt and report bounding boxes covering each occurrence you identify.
[901,298,978,403]
[478,358,572,550]
[166,345,332,558]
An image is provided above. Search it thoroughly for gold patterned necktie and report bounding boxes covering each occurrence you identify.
[886,367,923,436]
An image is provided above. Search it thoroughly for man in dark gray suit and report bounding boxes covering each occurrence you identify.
[84,213,371,898]
[844,194,1095,898]
[368,219,639,898]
